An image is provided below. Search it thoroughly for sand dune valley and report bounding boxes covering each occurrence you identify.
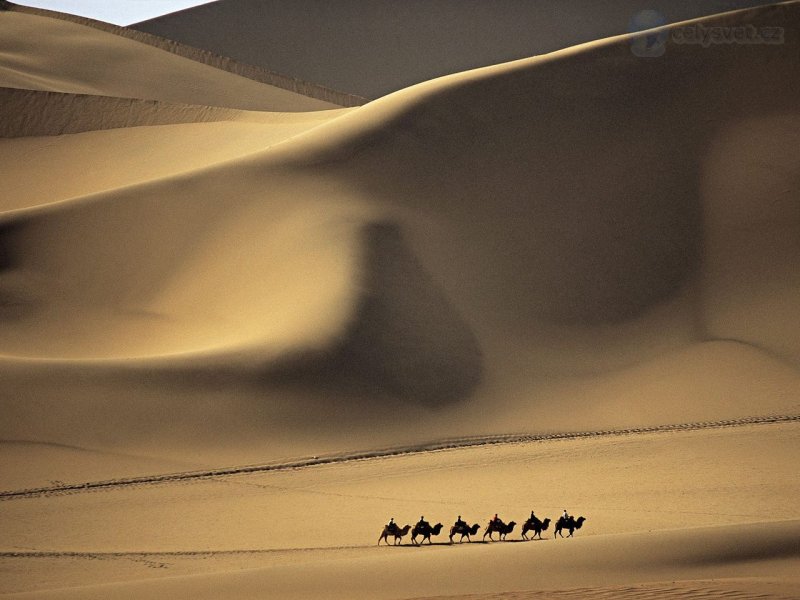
[1,0,799,598]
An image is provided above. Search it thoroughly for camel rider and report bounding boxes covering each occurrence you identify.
[562,509,571,522]
[454,515,467,529]
[418,516,430,529]
[387,517,397,533]
[530,510,539,524]
[492,513,503,527]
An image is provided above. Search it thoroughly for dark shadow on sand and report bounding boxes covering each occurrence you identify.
[262,222,483,407]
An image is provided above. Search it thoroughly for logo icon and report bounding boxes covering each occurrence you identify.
[629,10,668,57]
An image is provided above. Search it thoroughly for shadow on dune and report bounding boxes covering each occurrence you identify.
[262,221,483,407]
[301,4,798,330]
[0,220,32,320]
[0,220,24,271]
[335,46,712,326]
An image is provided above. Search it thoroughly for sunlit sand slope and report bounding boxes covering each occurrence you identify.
[1,424,798,597]
[0,112,348,210]
[0,3,798,457]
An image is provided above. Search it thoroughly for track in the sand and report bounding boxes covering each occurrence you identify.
[1,414,798,500]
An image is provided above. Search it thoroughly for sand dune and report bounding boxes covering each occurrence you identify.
[0,440,199,491]
[5,523,798,599]
[1,2,798,437]
[0,1,799,597]
[1,423,798,596]
[0,87,351,138]
[134,0,783,99]
[0,7,340,110]
[0,107,348,209]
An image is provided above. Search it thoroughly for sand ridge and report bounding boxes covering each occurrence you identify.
[0,86,352,138]
[2,413,798,499]
[0,7,342,110]
[133,0,786,99]
[0,0,366,107]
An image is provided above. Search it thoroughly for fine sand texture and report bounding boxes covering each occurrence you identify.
[1,1,799,598]
[1,423,799,598]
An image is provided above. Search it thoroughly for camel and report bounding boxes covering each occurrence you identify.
[449,523,480,543]
[554,516,586,538]
[521,517,551,540]
[378,524,411,545]
[411,522,443,545]
[483,520,517,541]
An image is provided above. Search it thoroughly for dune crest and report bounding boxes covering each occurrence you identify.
[0,6,343,110]
[133,0,786,99]
[0,87,352,138]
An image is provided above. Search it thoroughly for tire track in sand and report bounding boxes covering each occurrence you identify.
[1,414,798,500]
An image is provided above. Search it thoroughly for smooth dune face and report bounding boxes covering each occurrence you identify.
[0,2,799,598]
[0,115,347,211]
[0,10,338,110]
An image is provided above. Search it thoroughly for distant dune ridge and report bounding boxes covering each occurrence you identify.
[1,2,799,598]
[134,0,785,99]
[0,1,360,109]
[0,88,346,137]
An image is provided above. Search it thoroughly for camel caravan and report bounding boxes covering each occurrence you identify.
[378,510,586,546]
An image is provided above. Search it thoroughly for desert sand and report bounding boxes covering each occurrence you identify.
[1,0,799,598]
[134,0,784,99]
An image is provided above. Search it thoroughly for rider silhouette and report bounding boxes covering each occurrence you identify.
[387,517,397,533]
[454,514,467,528]
[417,515,430,529]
